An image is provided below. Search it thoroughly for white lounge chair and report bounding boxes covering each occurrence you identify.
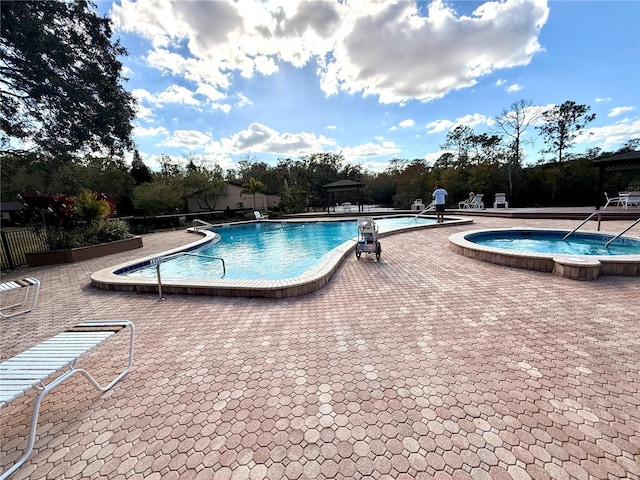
[253,210,269,220]
[0,320,135,479]
[0,277,40,318]
[460,194,484,210]
[493,193,509,209]
[603,192,623,208]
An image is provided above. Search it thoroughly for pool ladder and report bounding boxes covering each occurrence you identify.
[604,217,640,248]
[562,213,601,240]
[152,252,226,299]
[564,213,640,248]
[192,219,214,231]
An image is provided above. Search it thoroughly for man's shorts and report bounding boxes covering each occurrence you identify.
[435,204,445,212]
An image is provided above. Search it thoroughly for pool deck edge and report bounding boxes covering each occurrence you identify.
[90,217,473,298]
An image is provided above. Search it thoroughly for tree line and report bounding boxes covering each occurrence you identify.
[3,138,639,219]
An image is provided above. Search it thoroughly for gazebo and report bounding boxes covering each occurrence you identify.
[593,151,640,209]
[323,179,364,213]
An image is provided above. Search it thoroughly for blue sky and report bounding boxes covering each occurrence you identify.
[100,0,640,173]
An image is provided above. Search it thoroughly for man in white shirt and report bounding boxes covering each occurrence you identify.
[432,184,448,223]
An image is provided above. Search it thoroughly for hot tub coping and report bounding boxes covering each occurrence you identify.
[448,227,640,280]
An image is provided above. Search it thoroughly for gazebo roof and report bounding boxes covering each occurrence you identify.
[593,151,640,171]
[323,179,363,192]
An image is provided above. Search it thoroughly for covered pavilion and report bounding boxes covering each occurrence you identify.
[593,150,640,209]
[323,179,365,213]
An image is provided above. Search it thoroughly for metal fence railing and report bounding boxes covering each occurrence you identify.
[1,228,47,271]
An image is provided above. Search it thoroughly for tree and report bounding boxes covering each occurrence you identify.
[494,99,543,194]
[0,0,136,159]
[441,125,474,168]
[130,150,153,185]
[494,99,542,166]
[241,177,267,209]
[183,161,226,211]
[133,182,183,215]
[536,101,596,163]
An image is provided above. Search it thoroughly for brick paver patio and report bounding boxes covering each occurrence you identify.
[1,215,639,479]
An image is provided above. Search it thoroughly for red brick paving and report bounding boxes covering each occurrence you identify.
[1,216,639,479]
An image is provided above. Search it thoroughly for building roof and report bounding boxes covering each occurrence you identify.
[593,151,640,171]
[323,179,363,192]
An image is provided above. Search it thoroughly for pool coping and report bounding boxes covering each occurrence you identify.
[448,227,640,280]
[90,216,473,298]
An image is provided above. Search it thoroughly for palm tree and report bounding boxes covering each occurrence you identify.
[279,178,304,213]
[241,177,266,209]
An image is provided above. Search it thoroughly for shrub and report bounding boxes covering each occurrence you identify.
[73,189,113,223]
[44,220,131,250]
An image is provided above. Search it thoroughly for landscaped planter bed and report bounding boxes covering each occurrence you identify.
[25,236,143,267]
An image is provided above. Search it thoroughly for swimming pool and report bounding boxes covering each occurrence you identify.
[467,229,640,255]
[121,217,436,281]
[449,228,640,280]
[91,215,472,297]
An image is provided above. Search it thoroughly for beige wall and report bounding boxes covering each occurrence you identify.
[187,183,279,213]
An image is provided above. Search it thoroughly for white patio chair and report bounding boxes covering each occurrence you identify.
[253,211,269,220]
[411,199,425,210]
[622,192,640,209]
[603,192,623,208]
[493,193,509,209]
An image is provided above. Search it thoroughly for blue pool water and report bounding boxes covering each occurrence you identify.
[467,230,640,256]
[123,216,436,281]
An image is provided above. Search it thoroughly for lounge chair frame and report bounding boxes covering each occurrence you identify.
[0,320,135,480]
[604,192,623,209]
[0,278,40,318]
[460,194,484,210]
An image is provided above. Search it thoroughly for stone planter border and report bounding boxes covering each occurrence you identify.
[25,236,143,267]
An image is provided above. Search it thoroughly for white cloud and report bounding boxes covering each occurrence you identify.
[575,118,640,149]
[206,122,337,156]
[159,130,212,149]
[507,84,523,92]
[424,150,448,165]
[426,119,454,133]
[426,113,493,133]
[595,97,611,102]
[608,106,636,118]
[496,79,507,86]
[135,103,154,120]
[342,140,402,160]
[112,0,549,106]
[321,0,549,103]
[398,119,415,128]
[135,125,169,137]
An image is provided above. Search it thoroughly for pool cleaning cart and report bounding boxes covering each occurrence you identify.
[355,217,381,260]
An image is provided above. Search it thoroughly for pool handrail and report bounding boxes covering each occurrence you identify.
[192,219,214,231]
[605,217,640,248]
[153,252,226,299]
[562,213,601,241]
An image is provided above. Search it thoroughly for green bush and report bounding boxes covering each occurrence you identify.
[45,219,131,250]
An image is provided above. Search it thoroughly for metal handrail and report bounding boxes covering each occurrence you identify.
[152,252,226,299]
[562,213,601,241]
[192,219,213,231]
[605,217,640,248]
